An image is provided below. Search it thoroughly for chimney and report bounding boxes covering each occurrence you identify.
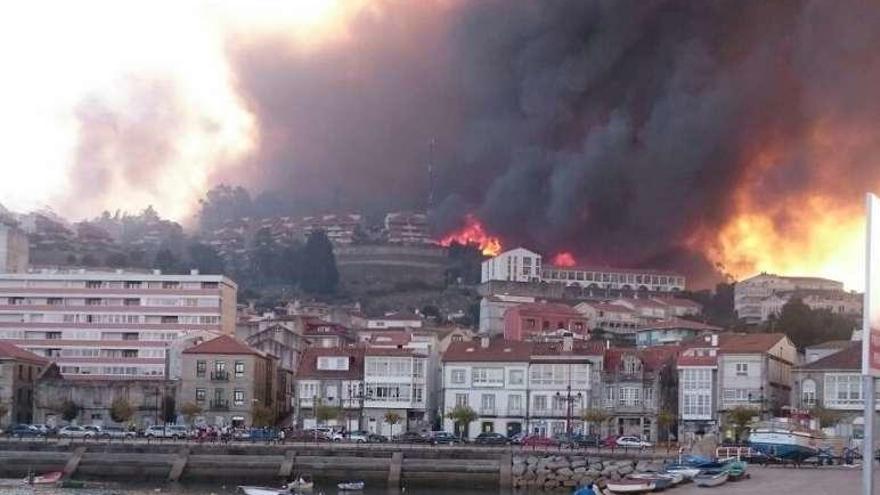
[480,335,490,348]
[190,269,199,275]
[711,334,719,347]
[563,335,573,352]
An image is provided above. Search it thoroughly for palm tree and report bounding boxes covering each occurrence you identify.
[384,411,402,439]
[727,406,757,443]
[446,405,478,440]
[581,408,610,436]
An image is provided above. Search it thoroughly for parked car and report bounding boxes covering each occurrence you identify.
[248,427,279,441]
[521,435,560,448]
[428,431,462,445]
[554,433,601,448]
[144,425,189,439]
[365,433,389,443]
[6,424,40,438]
[346,430,370,443]
[31,424,55,436]
[102,426,136,439]
[58,425,96,439]
[615,436,652,448]
[474,432,510,446]
[84,425,105,437]
[394,431,431,444]
[509,432,527,445]
[290,429,330,442]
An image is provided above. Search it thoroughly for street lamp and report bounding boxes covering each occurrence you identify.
[555,386,583,436]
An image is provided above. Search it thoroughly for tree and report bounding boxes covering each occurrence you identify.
[299,230,339,294]
[188,243,226,274]
[581,408,611,436]
[110,397,134,424]
[250,228,280,283]
[162,395,176,424]
[657,411,677,443]
[770,298,856,348]
[811,406,841,429]
[180,402,203,425]
[727,406,756,442]
[446,405,477,439]
[61,400,81,422]
[197,184,254,232]
[252,403,277,427]
[154,249,179,273]
[384,411,403,439]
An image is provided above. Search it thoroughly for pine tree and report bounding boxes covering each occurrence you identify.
[300,230,339,294]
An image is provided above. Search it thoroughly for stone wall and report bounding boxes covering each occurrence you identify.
[512,454,666,491]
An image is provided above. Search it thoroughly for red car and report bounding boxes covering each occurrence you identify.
[601,435,619,447]
[521,435,560,448]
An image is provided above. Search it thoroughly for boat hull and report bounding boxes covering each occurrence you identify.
[239,486,286,495]
[604,480,655,493]
[694,472,728,487]
[748,429,821,461]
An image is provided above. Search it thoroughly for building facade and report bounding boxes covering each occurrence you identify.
[480,248,543,284]
[362,348,430,436]
[295,346,365,432]
[479,295,536,336]
[716,333,797,420]
[0,270,237,379]
[541,267,686,293]
[0,342,48,426]
[734,273,855,324]
[503,302,588,341]
[179,335,275,428]
[0,218,28,274]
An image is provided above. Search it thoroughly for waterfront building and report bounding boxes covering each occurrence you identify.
[0,269,237,379]
[295,346,365,431]
[179,335,276,428]
[362,348,429,436]
[0,342,48,426]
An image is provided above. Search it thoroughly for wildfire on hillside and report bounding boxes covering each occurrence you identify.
[551,252,577,267]
[438,214,503,256]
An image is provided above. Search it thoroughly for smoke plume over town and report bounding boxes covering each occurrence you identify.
[4,0,880,289]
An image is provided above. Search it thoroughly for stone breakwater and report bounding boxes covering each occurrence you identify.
[512,454,667,491]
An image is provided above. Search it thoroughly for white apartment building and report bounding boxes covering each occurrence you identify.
[441,337,603,439]
[677,342,720,440]
[0,269,237,378]
[295,346,365,431]
[362,348,429,436]
[541,267,685,292]
[734,273,857,324]
[480,248,542,284]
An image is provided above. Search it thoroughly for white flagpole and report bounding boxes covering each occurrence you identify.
[863,193,876,495]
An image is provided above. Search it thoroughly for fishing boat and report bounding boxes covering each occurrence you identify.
[694,471,728,488]
[337,481,365,491]
[26,471,63,485]
[629,472,684,485]
[662,466,701,480]
[604,479,656,493]
[239,486,288,495]
[748,421,822,462]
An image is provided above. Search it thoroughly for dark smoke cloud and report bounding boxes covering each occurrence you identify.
[218,0,880,288]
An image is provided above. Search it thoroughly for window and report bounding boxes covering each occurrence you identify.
[414,386,424,403]
[472,368,504,387]
[722,388,751,402]
[622,356,641,374]
[508,394,522,413]
[480,394,495,412]
[825,374,862,408]
[735,363,749,376]
[802,379,817,408]
[317,356,349,371]
[233,390,244,406]
[533,395,548,412]
[300,382,317,399]
[451,369,466,384]
[455,393,468,407]
[413,360,425,378]
[214,361,226,372]
[509,370,524,385]
[234,361,245,377]
[196,388,206,404]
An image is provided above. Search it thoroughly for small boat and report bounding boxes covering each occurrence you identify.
[287,478,314,491]
[723,460,748,481]
[663,466,701,480]
[629,472,684,485]
[694,471,728,488]
[239,486,288,495]
[604,479,655,493]
[337,481,365,491]
[26,471,63,485]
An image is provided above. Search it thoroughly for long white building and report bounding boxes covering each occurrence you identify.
[734,273,859,324]
[0,269,237,378]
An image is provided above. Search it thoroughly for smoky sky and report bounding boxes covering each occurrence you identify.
[85,0,880,288]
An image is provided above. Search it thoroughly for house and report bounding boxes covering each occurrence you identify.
[480,247,543,284]
[303,320,356,348]
[792,343,878,442]
[804,340,856,365]
[635,319,720,348]
[677,338,720,441]
[179,335,277,428]
[362,348,430,436]
[0,342,49,426]
[602,346,680,442]
[612,298,671,320]
[574,301,642,339]
[503,302,587,341]
[365,312,423,330]
[295,346,365,432]
[479,294,536,335]
[653,298,702,317]
[734,273,854,324]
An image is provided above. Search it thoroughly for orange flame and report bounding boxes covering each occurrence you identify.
[551,252,577,267]
[439,214,503,256]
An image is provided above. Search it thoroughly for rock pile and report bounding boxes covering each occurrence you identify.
[511,455,666,490]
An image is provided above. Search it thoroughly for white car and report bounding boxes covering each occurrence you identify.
[145,425,189,439]
[101,426,136,439]
[58,425,96,439]
[346,431,369,443]
[615,436,652,448]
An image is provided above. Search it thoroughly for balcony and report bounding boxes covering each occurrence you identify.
[209,399,229,411]
[479,407,496,416]
[507,408,524,417]
[210,370,230,381]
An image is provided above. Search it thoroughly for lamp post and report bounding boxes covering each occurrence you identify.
[556,386,583,436]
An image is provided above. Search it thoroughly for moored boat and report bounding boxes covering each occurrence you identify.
[663,466,701,480]
[694,471,728,488]
[748,421,822,462]
[338,481,365,491]
[239,486,287,495]
[604,479,656,493]
[26,471,63,485]
[287,478,314,491]
[629,472,684,485]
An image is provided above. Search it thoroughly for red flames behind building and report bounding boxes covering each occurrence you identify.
[438,214,503,256]
[551,252,577,267]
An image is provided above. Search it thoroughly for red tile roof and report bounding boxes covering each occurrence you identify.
[296,346,365,380]
[182,334,260,356]
[0,342,49,365]
[717,333,788,353]
[443,339,533,362]
[532,340,605,358]
[798,342,860,370]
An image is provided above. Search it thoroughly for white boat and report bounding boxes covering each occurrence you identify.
[604,479,655,493]
[287,479,314,491]
[337,481,365,491]
[748,421,822,461]
[628,472,685,485]
[694,471,728,487]
[239,486,287,495]
[663,467,701,480]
